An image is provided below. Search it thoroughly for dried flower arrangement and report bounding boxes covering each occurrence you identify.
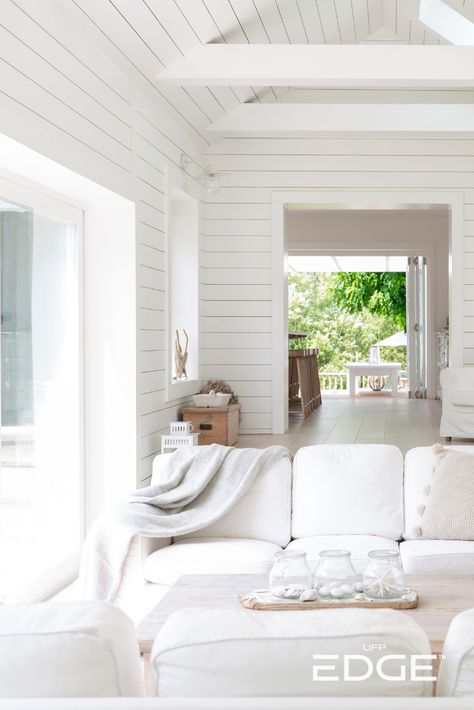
[199,379,239,405]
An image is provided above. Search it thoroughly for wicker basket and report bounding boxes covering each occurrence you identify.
[192,392,231,407]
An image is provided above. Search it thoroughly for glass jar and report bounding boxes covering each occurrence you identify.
[363,550,405,599]
[269,550,313,599]
[316,550,356,599]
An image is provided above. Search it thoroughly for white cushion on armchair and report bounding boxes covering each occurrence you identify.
[292,445,403,539]
[0,602,144,698]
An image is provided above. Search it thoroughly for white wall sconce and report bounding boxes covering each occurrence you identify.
[180,153,221,195]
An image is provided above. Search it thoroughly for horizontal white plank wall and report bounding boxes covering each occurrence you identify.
[203,137,474,433]
[0,0,206,486]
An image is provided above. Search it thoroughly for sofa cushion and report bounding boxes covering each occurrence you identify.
[151,607,432,697]
[144,537,281,585]
[152,454,292,547]
[0,602,144,697]
[419,447,474,540]
[286,535,399,574]
[400,539,474,574]
[404,445,474,540]
[292,445,403,539]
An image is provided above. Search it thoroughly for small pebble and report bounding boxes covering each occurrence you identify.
[300,589,319,602]
[319,585,331,596]
[330,587,344,598]
[355,581,365,592]
[340,584,354,595]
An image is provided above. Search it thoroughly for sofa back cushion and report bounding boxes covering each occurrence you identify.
[404,445,474,540]
[152,453,292,547]
[292,444,403,539]
[0,602,144,697]
[151,607,432,697]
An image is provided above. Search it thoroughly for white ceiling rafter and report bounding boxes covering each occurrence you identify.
[156,45,474,88]
[205,102,474,137]
[419,0,474,44]
[54,0,459,142]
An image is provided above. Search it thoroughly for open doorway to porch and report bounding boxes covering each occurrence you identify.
[284,205,449,425]
[288,255,409,405]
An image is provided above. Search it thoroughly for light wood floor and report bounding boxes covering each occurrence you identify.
[237,395,443,455]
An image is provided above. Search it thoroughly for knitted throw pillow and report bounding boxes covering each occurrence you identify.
[417,445,474,540]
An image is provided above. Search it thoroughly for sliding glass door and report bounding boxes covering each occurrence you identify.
[0,178,83,602]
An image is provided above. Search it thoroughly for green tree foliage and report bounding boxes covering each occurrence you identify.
[288,272,406,370]
[330,272,406,330]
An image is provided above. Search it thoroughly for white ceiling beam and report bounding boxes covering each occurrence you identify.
[156,45,474,88]
[419,0,474,45]
[205,103,474,137]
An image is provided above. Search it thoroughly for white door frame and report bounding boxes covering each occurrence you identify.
[271,189,464,434]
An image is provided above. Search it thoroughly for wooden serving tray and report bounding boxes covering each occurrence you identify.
[239,589,418,611]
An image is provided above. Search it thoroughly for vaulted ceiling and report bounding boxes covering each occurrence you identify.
[57,0,474,144]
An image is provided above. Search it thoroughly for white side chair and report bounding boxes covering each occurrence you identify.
[151,607,433,698]
[440,368,474,440]
[0,601,145,698]
[437,608,474,697]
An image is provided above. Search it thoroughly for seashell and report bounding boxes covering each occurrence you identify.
[354,593,366,601]
[284,588,301,599]
[319,585,331,596]
[300,589,319,602]
[340,584,354,594]
[330,587,344,598]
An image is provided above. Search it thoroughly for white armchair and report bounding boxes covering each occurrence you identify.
[0,602,145,698]
[437,608,474,697]
[440,368,474,440]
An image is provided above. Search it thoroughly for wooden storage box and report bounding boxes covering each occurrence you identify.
[182,404,240,446]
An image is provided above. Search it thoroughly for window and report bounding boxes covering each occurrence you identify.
[166,183,200,399]
[0,178,83,602]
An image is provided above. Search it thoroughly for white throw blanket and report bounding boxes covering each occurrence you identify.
[81,444,290,602]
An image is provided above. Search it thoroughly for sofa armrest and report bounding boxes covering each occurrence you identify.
[113,535,171,611]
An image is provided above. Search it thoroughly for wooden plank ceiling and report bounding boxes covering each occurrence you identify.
[57,0,469,143]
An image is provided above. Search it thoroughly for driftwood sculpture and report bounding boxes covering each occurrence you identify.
[175,329,188,379]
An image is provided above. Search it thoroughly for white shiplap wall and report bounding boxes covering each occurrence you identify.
[0,0,205,485]
[203,137,474,433]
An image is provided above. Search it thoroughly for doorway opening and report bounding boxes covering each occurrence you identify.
[288,256,410,406]
[271,193,460,435]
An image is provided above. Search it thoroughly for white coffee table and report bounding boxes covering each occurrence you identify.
[347,362,401,396]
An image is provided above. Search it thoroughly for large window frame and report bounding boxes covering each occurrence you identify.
[0,174,84,603]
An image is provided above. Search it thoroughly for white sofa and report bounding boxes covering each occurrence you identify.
[0,602,144,698]
[119,444,474,617]
[438,608,474,697]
